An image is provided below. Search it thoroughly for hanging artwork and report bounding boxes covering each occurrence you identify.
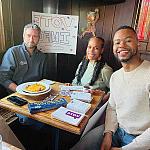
[137,0,150,41]
[80,8,100,38]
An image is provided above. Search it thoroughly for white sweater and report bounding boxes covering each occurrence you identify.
[105,60,150,150]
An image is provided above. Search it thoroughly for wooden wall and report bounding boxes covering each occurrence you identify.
[43,0,60,81]
[1,0,140,83]
[54,0,139,83]
[2,0,43,49]
[139,40,150,61]
[0,0,43,63]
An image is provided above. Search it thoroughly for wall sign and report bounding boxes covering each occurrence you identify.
[32,11,79,55]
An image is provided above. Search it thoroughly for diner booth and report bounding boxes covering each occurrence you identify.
[0,0,150,149]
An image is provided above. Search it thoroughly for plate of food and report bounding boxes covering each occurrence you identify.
[16,82,51,96]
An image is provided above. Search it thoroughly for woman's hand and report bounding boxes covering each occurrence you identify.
[90,89,103,95]
[102,92,110,103]
[65,83,72,86]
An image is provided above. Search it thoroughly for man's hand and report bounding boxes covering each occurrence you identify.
[100,132,112,150]
[8,83,17,92]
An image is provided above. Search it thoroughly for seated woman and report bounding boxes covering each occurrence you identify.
[72,36,113,93]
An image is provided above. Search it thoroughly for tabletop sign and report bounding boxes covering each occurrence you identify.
[52,106,85,126]
[66,111,82,119]
[32,11,79,55]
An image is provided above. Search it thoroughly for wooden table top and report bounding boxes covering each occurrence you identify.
[0,82,105,135]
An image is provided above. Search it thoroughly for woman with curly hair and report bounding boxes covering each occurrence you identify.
[72,36,113,93]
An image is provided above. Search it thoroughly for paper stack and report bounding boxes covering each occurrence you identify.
[70,91,92,103]
[67,99,91,114]
[51,99,91,126]
[60,85,84,91]
[51,106,85,126]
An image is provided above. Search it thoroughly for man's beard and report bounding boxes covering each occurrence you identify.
[114,49,137,63]
[25,42,37,49]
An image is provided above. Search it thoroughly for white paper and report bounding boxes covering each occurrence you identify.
[32,11,79,55]
[52,106,85,126]
[67,99,91,114]
[60,85,84,91]
[40,79,55,85]
[70,91,92,103]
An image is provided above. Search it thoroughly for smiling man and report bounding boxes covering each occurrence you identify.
[0,23,48,93]
[71,26,150,150]
[113,27,139,63]
[0,23,48,128]
[100,26,150,150]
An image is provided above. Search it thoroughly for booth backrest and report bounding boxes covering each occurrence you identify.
[0,115,25,149]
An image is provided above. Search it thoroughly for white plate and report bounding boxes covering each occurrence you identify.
[22,82,49,94]
[16,82,51,96]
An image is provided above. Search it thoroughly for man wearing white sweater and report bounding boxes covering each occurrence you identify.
[71,26,150,150]
[101,26,150,150]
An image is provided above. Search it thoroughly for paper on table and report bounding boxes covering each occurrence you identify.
[70,91,92,103]
[67,99,91,114]
[51,106,85,126]
[40,79,55,85]
[60,85,84,91]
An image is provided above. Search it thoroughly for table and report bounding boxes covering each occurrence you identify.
[0,82,105,149]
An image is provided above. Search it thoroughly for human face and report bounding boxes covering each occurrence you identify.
[23,28,40,49]
[86,38,104,61]
[113,29,138,63]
